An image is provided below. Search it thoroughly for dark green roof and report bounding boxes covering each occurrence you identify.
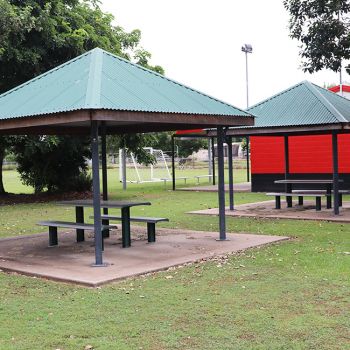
[247,80,350,128]
[0,48,251,121]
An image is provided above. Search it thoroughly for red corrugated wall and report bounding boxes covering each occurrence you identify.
[339,134,350,172]
[289,135,332,173]
[251,136,285,173]
[251,134,350,174]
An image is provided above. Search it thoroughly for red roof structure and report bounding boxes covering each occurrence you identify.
[328,85,350,93]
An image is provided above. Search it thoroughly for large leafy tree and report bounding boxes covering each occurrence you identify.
[12,136,92,193]
[284,0,350,74]
[0,0,163,194]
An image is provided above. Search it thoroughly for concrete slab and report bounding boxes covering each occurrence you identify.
[178,182,251,193]
[0,227,287,287]
[189,199,350,223]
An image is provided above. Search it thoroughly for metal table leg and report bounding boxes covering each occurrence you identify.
[326,184,332,209]
[75,206,85,242]
[286,184,293,207]
[121,207,131,248]
[102,208,110,239]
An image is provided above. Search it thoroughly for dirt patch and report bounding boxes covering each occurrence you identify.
[0,191,92,206]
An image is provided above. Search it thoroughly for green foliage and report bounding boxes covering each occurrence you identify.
[175,138,208,158]
[0,0,164,193]
[107,132,208,163]
[144,132,207,158]
[11,136,91,193]
[107,134,156,165]
[284,0,350,74]
[0,0,162,93]
[241,137,248,152]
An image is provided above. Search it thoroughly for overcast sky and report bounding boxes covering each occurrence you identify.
[101,0,344,110]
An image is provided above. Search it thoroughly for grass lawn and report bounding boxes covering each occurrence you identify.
[0,170,349,349]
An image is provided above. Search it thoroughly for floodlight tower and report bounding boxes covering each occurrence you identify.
[241,43,253,108]
[241,44,253,182]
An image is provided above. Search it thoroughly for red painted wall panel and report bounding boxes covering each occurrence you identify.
[251,136,285,174]
[289,135,332,173]
[338,134,350,173]
[251,134,350,175]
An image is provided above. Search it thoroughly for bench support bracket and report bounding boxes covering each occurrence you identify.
[316,197,321,211]
[147,223,156,243]
[49,226,58,247]
[275,196,281,209]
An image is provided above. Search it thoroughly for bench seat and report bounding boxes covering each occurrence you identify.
[98,215,169,242]
[37,221,117,247]
[161,177,188,185]
[194,175,216,184]
[266,192,327,211]
[292,189,349,207]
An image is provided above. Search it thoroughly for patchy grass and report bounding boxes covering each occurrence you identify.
[1,163,249,195]
[0,170,349,349]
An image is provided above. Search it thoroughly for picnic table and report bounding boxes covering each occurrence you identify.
[274,179,343,209]
[57,200,151,247]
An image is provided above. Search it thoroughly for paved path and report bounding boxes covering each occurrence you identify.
[178,182,251,193]
[0,226,287,287]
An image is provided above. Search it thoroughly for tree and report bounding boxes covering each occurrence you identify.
[0,0,163,193]
[283,0,350,74]
[11,136,91,193]
[175,138,208,158]
[107,132,207,163]
[107,134,156,165]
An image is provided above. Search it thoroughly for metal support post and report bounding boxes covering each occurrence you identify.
[101,122,109,238]
[217,126,227,240]
[172,135,176,191]
[332,132,340,215]
[284,135,292,208]
[246,136,250,182]
[211,137,216,185]
[227,135,234,211]
[121,148,127,190]
[91,120,105,266]
[208,138,213,177]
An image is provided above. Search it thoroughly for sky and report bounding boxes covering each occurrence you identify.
[100,0,344,110]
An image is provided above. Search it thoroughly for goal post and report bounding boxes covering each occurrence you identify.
[118,147,171,183]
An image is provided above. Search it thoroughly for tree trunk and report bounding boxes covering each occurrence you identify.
[0,147,6,195]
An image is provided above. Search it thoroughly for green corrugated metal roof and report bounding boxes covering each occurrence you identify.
[0,48,251,120]
[247,80,350,128]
